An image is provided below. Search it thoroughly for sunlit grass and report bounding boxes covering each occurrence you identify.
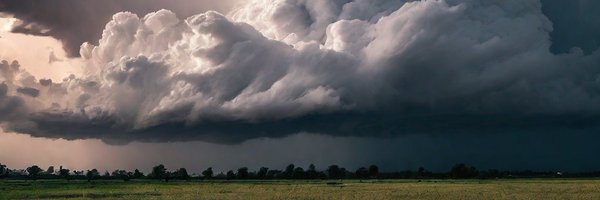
[2,179,600,199]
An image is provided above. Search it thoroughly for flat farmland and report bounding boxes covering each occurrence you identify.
[2,179,600,199]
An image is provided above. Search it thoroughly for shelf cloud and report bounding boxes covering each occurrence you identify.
[1,0,600,144]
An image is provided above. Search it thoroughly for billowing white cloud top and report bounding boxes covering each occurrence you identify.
[2,0,600,144]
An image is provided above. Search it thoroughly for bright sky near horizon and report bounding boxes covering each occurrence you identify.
[0,18,82,80]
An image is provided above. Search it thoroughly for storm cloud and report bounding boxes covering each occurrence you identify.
[0,0,238,57]
[1,0,600,144]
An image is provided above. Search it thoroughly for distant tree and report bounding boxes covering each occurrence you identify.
[308,164,316,171]
[267,170,282,179]
[257,167,269,179]
[103,171,110,178]
[0,163,7,178]
[112,170,131,181]
[418,167,426,177]
[26,165,43,179]
[368,165,379,178]
[202,167,213,179]
[237,167,249,179]
[226,170,236,180]
[480,169,502,179]
[174,168,190,180]
[150,164,168,182]
[327,165,342,179]
[7,169,23,177]
[340,167,348,179]
[86,169,100,182]
[133,169,144,179]
[166,172,173,182]
[127,171,134,179]
[73,170,84,176]
[293,167,305,179]
[306,164,319,179]
[46,166,55,175]
[58,167,70,180]
[450,163,479,179]
[284,164,295,179]
[318,171,328,179]
[214,172,226,179]
[417,167,432,178]
[355,167,369,179]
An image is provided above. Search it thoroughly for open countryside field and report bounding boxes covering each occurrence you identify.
[2,179,600,199]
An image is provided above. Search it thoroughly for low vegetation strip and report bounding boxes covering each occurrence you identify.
[2,179,600,200]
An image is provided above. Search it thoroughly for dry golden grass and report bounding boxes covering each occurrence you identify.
[2,179,600,199]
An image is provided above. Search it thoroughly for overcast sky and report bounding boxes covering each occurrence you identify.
[1,0,600,172]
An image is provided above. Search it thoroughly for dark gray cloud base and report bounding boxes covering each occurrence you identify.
[1,0,600,145]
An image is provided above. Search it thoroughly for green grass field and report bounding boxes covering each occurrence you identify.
[2,179,600,199]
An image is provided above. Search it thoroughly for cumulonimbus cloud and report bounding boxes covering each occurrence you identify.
[0,0,238,57]
[2,0,600,144]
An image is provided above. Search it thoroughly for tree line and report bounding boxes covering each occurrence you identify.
[1,162,598,182]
